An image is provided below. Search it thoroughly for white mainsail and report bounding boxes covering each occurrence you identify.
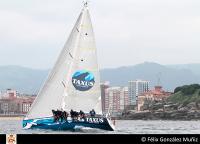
[26,4,102,119]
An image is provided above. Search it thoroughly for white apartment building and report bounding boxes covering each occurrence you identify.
[128,80,149,105]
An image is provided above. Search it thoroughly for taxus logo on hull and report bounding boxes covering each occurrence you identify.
[72,70,95,91]
[86,117,104,124]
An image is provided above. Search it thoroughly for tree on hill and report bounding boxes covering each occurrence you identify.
[174,84,200,95]
[168,84,200,107]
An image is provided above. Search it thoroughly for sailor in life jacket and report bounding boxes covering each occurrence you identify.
[90,109,96,117]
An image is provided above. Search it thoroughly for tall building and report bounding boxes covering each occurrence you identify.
[128,80,149,105]
[105,87,121,115]
[104,87,130,116]
[120,87,130,110]
[100,81,110,113]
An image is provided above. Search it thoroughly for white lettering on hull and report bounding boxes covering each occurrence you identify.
[86,118,104,124]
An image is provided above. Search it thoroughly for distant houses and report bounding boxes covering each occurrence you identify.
[100,80,173,116]
[0,89,35,116]
[137,86,172,111]
[0,79,173,117]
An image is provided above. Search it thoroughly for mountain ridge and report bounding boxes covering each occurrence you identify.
[0,62,200,94]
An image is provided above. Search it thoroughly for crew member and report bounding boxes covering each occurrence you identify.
[79,110,86,120]
[63,111,69,121]
[90,109,96,117]
[52,109,58,122]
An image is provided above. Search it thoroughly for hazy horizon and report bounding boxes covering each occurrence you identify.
[0,0,200,69]
[0,61,200,70]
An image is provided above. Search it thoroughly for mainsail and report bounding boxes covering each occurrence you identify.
[26,4,102,119]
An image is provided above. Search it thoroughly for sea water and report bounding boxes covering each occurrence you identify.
[1,118,200,134]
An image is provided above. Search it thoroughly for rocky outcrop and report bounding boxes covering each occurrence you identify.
[119,110,200,120]
[119,102,200,120]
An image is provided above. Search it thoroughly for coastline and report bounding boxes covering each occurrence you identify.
[1,115,200,121]
[0,116,24,120]
[117,110,200,121]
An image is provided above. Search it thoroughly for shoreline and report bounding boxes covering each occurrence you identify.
[115,118,200,121]
[0,116,200,121]
[117,110,200,121]
[0,116,24,120]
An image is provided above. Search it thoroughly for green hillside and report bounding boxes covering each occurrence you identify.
[167,84,200,105]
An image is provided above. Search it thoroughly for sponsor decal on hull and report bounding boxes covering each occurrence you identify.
[86,117,104,124]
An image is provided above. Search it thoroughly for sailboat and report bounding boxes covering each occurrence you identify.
[22,2,115,131]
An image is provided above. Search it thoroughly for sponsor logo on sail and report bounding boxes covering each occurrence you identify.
[72,70,95,91]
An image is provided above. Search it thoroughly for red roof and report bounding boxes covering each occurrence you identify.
[140,86,172,97]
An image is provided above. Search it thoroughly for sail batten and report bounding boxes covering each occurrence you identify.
[26,7,102,119]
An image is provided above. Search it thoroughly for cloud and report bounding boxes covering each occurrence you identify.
[0,10,68,44]
[0,0,200,69]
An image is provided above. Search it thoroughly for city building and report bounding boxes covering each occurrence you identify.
[105,87,121,116]
[137,86,172,111]
[100,81,110,113]
[128,80,149,106]
[104,87,130,116]
[120,87,130,110]
[0,89,35,115]
[0,91,2,99]
[6,89,18,99]
[20,97,35,114]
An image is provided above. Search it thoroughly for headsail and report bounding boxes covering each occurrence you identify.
[26,5,102,119]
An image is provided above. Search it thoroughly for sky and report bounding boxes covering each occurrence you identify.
[0,0,200,69]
